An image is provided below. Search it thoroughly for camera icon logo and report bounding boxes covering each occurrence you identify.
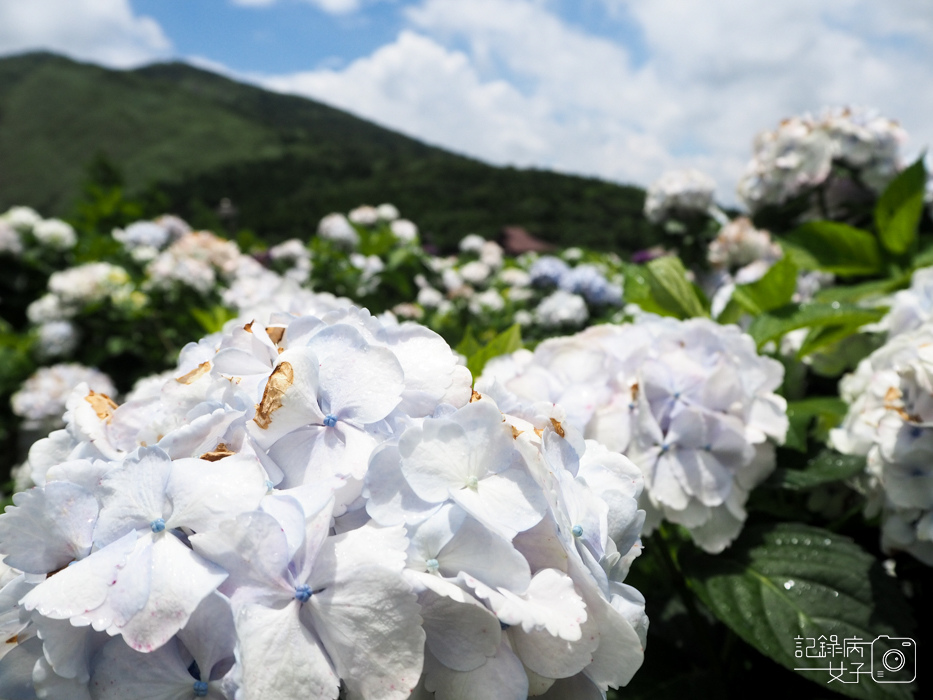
[871,636,916,683]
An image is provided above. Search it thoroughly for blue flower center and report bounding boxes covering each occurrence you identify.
[150,518,166,533]
[193,681,209,697]
[295,584,313,603]
[425,558,440,573]
[323,414,338,428]
[571,524,584,538]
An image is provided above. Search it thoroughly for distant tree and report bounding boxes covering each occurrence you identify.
[71,152,169,237]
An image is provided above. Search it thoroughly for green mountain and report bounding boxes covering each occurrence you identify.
[0,52,657,252]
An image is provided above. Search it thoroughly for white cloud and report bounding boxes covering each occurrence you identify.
[0,0,171,68]
[230,0,365,14]
[263,31,552,161]
[259,0,933,203]
[7,0,928,203]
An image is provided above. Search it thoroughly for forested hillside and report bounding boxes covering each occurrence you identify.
[0,52,656,252]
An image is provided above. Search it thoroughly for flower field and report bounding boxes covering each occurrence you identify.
[0,106,930,698]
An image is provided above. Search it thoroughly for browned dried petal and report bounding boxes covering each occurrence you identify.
[883,386,902,408]
[266,326,286,345]
[85,390,118,421]
[255,361,295,429]
[550,417,565,438]
[200,443,236,461]
[176,361,211,385]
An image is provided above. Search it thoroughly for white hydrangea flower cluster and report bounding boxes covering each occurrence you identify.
[308,210,629,339]
[32,219,78,250]
[146,231,242,294]
[458,233,486,254]
[26,263,140,328]
[414,237,508,314]
[343,203,404,228]
[830,322,933,564]
[222,268,355,326]
[707,218,782,272]
[792,269,835,304]
[10,363,116,431]
[390,218,419,243]
[480,317,788,553]
[317,212,359,248]
[49,262,133,308]
[705,216,835,322]
[0,218,22,256]
[0,306,648,698]
[113,216,190,262]
[0,206,77,254]
[534,290,590,328]
[643,169,717,224]
[450,235,506,286]
[875,266,933,339]
[738,107,906,211]
[821,107,906,191]
[3,206,43,231]
[414,246,625,337]
[349,252,386,295]
[34,320,80,359]
[312,206,421,302]
[267,239,312,284]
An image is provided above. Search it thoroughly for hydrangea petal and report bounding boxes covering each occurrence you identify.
[437,514,531,593]
[22,530,139,623]
[0,636,43,699]
[165,456,267,532]
[236,601,339,700]
[307,325,405,424]
[0,482,98,574]
[89,637,195,700]
[307,525,423,700]
[32,655,93,700]
[538,672,604,700]
[364,444,439,526]
[420,589,500,672]
[509,607,598,679]
[423,643,527,700]
[451,469,546,540]
[189,511,292,598]
[94,448,172,546]
[177,592,236,684]
[115,532,227,652]
[462,568,585,640]
[33,614,96,682]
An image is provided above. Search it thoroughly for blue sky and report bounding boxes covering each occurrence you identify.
[126,1,649,75]
[130,0,409,74]
[1,0,932,204]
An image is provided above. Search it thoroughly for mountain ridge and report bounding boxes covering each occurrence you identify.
[0,51,657,252]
